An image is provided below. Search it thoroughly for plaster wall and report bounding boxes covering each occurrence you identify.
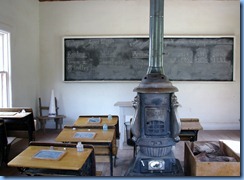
[0,0,40,113]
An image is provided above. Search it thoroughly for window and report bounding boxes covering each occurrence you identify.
[0,29,11,107]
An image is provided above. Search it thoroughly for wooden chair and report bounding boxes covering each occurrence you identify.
[24,141,96,176]
[38,97,65,133]
[0,119,17,166]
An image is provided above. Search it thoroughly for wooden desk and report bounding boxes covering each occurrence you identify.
[74,115,119,165]
[179,118,203,141]
[8,144,95,176]
[55,127,115,176]
[74,115,119,139]
[0,107,36,142]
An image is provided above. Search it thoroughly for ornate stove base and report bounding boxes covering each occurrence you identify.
[125,152,184,176]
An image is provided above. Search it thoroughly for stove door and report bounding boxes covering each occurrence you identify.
[145,106,169,136]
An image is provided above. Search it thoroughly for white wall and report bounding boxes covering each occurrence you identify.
[0,0,40,113]
[6,0,239,130]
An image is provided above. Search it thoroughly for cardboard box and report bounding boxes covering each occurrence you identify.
[184,141,240,176]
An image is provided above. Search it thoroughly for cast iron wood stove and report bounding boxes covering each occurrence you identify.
[125,0,183,176]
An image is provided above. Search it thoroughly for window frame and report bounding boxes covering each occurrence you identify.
[0,29,12,107]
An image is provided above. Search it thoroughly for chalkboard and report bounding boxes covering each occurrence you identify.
[63,37,233,81]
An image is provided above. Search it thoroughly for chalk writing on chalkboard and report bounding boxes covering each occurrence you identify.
[63,37,233,81]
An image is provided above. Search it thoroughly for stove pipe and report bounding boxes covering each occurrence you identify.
[133,0,178,94]
[126,0,183,176]
[147,0,164,74]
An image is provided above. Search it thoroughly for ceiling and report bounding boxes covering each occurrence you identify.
[39,0,238,2]
[39,0,238,1]
[39,0,80,1]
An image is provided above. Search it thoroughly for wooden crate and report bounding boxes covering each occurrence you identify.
[184,141,240,176]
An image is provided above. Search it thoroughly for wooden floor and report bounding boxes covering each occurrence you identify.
[0,129,240,176]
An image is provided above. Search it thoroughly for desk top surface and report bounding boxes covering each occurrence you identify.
[55,128,115,143]
[180,118,203,130]
[8,145,92,170]
[0,112,31,118]
[74,116,118,126]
